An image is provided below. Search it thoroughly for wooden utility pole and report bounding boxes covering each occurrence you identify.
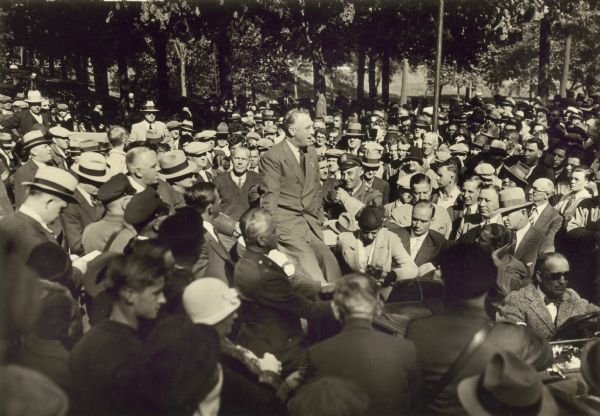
[560,36,572,98]
[433,0,444,131]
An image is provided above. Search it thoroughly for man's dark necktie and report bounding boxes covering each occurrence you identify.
[299,146,307,175]
[544,296,562,308]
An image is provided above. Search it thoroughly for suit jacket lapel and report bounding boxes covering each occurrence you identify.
[281,142,305,187]
[415,232,435,265]
[74,190,99,222]
[206,232,233,263]
[526,287,555,333]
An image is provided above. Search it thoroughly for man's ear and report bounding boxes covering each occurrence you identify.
[121,287,135,305]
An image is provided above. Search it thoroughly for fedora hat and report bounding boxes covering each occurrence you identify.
[414,114,431,128]
[194,130,216,142]
[499,161,529,188]
[24,90,45,104]
[22,130,51,153]
[71,152,112,183]
[344,122,365,138]
[362,149,382,168]
[471,134,490,150]
[402,147,424,164]
[262,109,276,121]
[22,166,78,202]
[140,100,159,112]
[159,150,198,182]
[497,187,534,214]
[458,351,559,416]
[481,126,500,140]
[179,120,194,133]
[325,212,358,234]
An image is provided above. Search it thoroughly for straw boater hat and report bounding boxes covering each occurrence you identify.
[48,126,72,139]
[458,351,559,416]
[497,187,534,215]
[159,150,198,182]
[140,100,159,113]
[344,122,364,138]
[24,90,45,104]
[22,130,51,153]
[262,109,276,121]
[71,152,112,183]
[22,166,78,202]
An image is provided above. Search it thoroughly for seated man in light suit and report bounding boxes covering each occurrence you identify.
[337,206,418,298]
[497,253,600,340]
[392,201,452,277]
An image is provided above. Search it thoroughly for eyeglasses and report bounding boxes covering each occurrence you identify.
[544,272,569,281]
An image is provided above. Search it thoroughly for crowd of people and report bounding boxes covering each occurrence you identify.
[0,80,599,416]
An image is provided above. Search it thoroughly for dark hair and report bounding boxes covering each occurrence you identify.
[140,315,220,413]
[572,166,593,181]
[212,153,231,171]
[158,207,204,260]
[104,253,168,300]
[439,243,497,299]
[410,173,431,188]
[480,223,512,251]
[525,137,544,151]
[184,182,217,212]
[533,252,568,281]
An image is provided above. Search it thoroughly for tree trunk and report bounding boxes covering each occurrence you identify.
[559,35,572,98]
[537,15,551,98]
[382,48,390,106]
[153,31,170,109]
[400,58,408,105]
[173,41,188,98]
[368,50,377,100]
[357,46,366,102]
[74,54,88,87]
[60,56,68,79]
[216,26,233,101]
[91,54,109,96]
[313,60,326,94]
[48,58,55,77]
[116,54,129,99]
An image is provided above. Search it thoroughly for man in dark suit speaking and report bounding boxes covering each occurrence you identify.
[259,108,341,284]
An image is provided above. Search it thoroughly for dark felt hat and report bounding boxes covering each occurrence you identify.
[124,187,165,227]
[97,173,136,205]
[458,351,560,416]
[356,206,384,232]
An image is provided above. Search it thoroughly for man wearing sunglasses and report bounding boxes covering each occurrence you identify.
[496,253,599,340]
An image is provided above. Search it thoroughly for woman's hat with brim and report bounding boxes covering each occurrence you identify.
[22,129,51,153]
[344,122,365,138]
[183,278,241,325]
[22,166,78,202]
[24,90,45,104]
[458,351,560,416]
[71,152,112,183]
[159,150,198,182]
[497,187,534,214]
[140,100,160,112]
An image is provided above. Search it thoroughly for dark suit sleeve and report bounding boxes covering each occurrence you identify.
[0,112,21,131]
[257,272,333,320]
[258,151,281,215]
[61,206,85,255]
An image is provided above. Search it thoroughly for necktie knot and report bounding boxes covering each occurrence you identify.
[544,296,562,307]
